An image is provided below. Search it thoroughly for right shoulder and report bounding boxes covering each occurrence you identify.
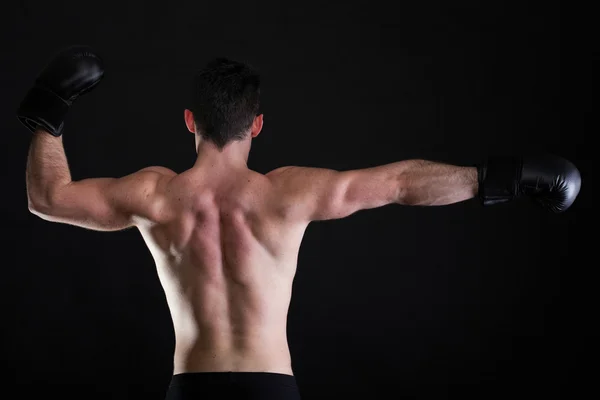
[264,166,349,222]
[265,166,297,180]
[265,166,326,192]
[265,166,327,184]
[263,166,308,219]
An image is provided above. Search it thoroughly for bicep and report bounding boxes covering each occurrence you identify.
[32,167,172,231]
[41,177,132,231]
[271,166,400,222]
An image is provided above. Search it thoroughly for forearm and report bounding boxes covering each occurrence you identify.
[26,128,72,209]
[396,159,478,206]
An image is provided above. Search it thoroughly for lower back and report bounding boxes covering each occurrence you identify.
[163,252,295,375]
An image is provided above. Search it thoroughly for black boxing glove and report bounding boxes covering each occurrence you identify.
[17,46,104,136]
[477,154,581,213]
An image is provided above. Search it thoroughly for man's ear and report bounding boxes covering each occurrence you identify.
[251,114,263,138]
[184,109,196,133]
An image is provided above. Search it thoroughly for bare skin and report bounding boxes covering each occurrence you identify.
[26,111,478,376]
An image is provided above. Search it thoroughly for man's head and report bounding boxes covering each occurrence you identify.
[185,58,262,151]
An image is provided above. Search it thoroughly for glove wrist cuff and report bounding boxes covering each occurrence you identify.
[17,86,70,136]
[477,156,523,206]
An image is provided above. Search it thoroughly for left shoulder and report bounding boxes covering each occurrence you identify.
[123,166,177,199]
[133,166,178,186]
[138,166,178,176]
[128,166,177,224]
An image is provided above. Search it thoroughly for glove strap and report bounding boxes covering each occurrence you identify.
[17,86,70,136]
[478,156,523,206]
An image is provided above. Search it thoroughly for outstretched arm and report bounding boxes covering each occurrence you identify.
[267,160,478,222]
[26,128,175,231]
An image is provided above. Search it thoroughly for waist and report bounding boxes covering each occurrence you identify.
[173,335,293,375]
[170,371,297,385]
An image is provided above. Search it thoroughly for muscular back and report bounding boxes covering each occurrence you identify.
[136,168,307,375]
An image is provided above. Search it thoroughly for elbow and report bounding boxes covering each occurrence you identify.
[27,192,45,213]
[28,198,61,223]
[27,200,36,214]
[27,187,62,216]
[396,178,427,206]
[394,174,413,205]
[28,196,51,216]
[393,160,427,205]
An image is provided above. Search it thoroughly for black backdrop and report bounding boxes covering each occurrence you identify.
[0,1,594,399]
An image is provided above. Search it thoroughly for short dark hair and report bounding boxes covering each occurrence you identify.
[189,58,260,149]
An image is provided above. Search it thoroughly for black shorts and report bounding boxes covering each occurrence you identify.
[165,372,302,400]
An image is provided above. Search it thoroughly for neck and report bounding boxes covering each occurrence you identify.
[193,137,250,170]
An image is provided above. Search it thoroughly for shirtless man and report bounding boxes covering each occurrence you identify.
[19,47,581,399]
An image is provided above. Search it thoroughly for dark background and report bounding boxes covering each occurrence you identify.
[0,1,594,399]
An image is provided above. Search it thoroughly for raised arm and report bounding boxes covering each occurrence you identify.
[267,160,478,222]
[19,46,177,231]
[26,129,176,231]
